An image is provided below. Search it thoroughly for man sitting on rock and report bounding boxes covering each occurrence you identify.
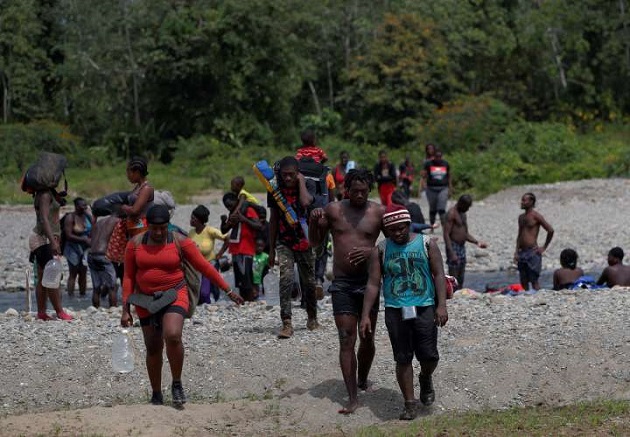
[597,247,630,287]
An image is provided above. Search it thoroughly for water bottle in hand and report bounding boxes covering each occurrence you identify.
[41,258,63,288]
[112,329,135,373]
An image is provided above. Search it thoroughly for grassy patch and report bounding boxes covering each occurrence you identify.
[331,399,630,437]
[2,124,628,205]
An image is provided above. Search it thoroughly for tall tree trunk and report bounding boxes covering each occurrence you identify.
[326,60,334,109]
[1,71,8,123]
[122,1,141,129]
[547,28,567,90]
[620,0,630,71]
[308,81,322,117]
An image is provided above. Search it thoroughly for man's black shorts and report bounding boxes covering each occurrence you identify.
[329,276,379,317]
[384,305,439,364]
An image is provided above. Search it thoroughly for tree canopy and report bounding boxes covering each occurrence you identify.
[0,0,628,158]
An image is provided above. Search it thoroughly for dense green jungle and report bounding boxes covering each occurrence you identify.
[1,0,629,203]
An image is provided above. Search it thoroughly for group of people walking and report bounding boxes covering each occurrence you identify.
[26,136,630,419]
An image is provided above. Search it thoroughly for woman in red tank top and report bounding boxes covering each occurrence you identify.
[121,205,243,407]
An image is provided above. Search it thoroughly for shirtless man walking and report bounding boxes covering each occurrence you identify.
[443,195,487,290]
[597,247,630,287]
[514,193,554,291]
[309,169,385,414]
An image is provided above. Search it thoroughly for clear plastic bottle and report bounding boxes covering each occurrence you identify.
[41,258,63,288]
[111,329,135,373]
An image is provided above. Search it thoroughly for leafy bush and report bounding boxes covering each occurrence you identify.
[172,135,289,191]
[299,108,343,138]
[448,122,628,198]
[493,122,580,164]
[0,121,79,173]
[414,95,519,153]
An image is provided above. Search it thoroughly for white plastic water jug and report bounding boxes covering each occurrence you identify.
[111,329,135,374]
[41,258,62,288]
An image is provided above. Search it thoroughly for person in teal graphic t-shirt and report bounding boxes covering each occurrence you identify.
[360,203,448,421]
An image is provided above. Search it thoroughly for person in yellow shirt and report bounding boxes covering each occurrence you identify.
[189,205,229,303]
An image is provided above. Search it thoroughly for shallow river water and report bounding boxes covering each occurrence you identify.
[0,269,570,312]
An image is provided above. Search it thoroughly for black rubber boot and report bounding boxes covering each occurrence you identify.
[171,381,187,408]
[419,373,435,406]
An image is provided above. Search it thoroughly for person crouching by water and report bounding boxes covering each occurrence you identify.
[121,205,243,408]
[360,204,448,420]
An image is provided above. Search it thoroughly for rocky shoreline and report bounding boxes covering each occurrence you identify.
[1,286,629,436]
[1,178,629,436]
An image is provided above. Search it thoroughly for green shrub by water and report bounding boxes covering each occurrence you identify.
[1,123,628,205]
[450,122,629,198]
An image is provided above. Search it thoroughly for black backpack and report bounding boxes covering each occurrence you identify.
[297,157,330,210]
[21,152,68,194]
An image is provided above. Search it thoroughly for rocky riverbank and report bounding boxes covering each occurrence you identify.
[1,286,629,436]
[1,178,629,436]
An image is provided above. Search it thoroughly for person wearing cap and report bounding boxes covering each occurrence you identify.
[309,168,385,414]
[188,205,229,303]
[121,205,243,408]
[360,203,448,420]
[121,156,154,238]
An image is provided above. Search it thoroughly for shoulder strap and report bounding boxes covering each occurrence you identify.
[171,231,183,264]
[421,234,430,258]
[141,232,150,245]
[377,239,387,270]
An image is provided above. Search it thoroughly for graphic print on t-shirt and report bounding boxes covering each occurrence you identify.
[384,253,429,299]
[429,165,447,182]
[382,236,435,308]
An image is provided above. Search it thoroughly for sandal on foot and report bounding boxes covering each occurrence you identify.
[56,312,73,321]
[37,312,53,321]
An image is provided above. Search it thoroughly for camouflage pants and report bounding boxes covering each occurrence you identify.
[277,245,317,321]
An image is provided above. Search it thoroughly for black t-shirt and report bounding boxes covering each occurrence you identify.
[423,159,449,187]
